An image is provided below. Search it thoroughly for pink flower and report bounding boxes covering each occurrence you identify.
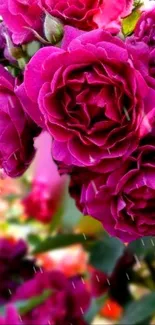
[0,237,37,305]
[126,7,155,90]
[0,305,20,325]
[93,0,133,33]
[134,7,155,46]
[126,7,155,92]
[0,0,43,44]
[80,135,155,242]
[13,271,90,325]
[23,131,66,223]
[0,65,40,178]
[19,27,148,173]
[39,0,133,33]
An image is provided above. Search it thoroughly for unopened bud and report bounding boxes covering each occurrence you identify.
[44,14,64,44]
[4,32,24,59]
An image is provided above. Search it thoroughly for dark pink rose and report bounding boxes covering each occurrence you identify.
[39,0,133,33]
[69,167,98,211]
[135,7,155,46]
[0,65,40,178]
[80,136,155,242]
[0,238,37,305]
[126,7,155,89]
[19,28,148,172]
[0,0,43,44]
[14,271,90,325]
[126,36,155,90]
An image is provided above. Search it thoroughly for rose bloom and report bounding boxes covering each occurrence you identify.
[23,131,66,223]
[0,0,43,44]
[134,6,155,46]
[39,0,133,33]
[17,27,148,173]
[80,135,155,242]
[0,237,37,305]
[0,65,40,178]
[126,6,155,89]
[13,271,90,325]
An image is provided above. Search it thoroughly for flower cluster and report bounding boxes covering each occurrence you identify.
[0,238,91,325]
[13,271,90,325]
[0,235,136,324]
[1,0,155,241]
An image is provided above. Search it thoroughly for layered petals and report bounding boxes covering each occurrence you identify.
[23,27,148,172]
[0,65,40,178]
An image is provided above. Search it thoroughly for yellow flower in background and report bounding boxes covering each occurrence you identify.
[76,215,103,236]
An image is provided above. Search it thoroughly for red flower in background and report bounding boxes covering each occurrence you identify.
[36,245,88,277]
[100,299,123,320]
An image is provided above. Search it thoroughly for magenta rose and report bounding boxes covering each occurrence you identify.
[39,0,133,33]
[126,6,155,89]
[18,28,148,172]
[0,65,40,178]
[0,0,43,44]
[135,7,155,46]
[13,271,90,325]
[126,36,155,91]
[0,238,37,305]
[80,136,155,242]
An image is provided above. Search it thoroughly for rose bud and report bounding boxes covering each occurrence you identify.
[44,14,64,44]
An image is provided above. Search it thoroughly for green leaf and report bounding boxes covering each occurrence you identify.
[84,294,107,323]
[0,290,51,316]
[89,235,125,275]
[19,290,51,315]
[48,205,64,233]
[122,8,141,37]
[33,233,89,254]
[28,234,42,246]
[128,236,155,260]
[120,292,155,325]
[3,194,20,202]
